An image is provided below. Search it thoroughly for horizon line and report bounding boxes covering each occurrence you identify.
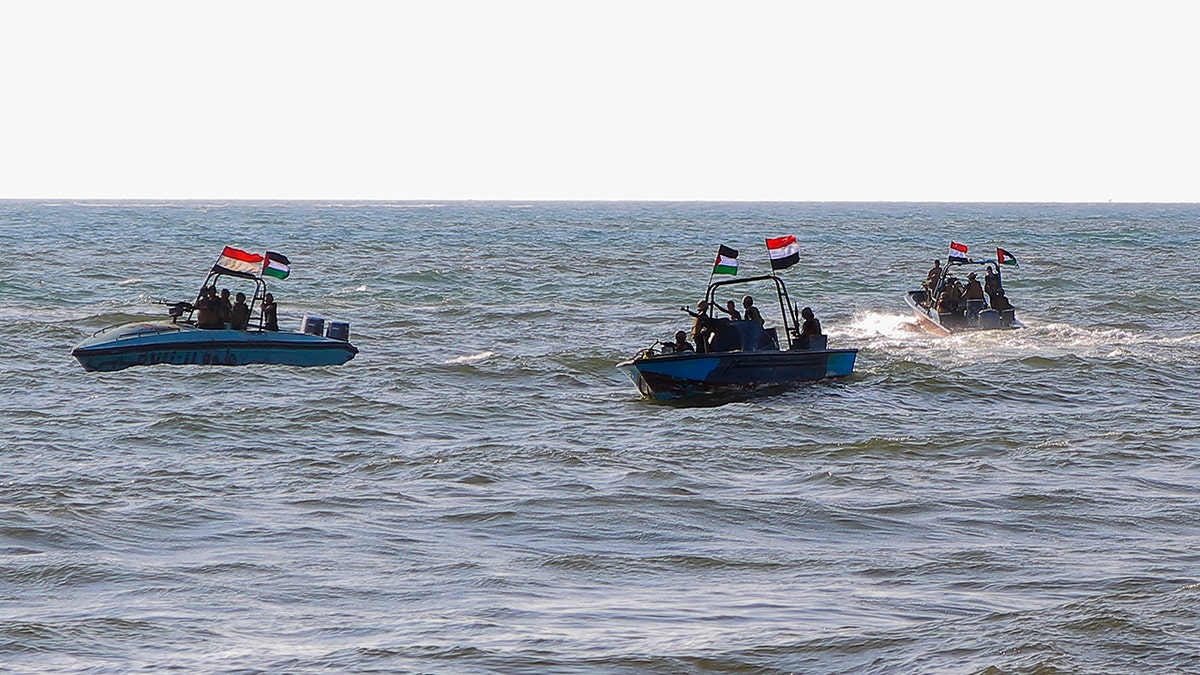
[1,197,1196,206]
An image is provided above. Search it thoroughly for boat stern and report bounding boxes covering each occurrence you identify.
[824,349,857,378]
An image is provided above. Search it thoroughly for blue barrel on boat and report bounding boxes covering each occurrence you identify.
[302,316,325,336]
[326,321,350,341]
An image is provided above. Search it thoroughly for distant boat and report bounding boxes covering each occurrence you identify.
[905,244,1023,336]
[72,247,357,372]
[617,274,857,400]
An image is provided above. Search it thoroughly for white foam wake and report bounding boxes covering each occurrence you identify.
[444,351,495,365]
[838,311,923,340]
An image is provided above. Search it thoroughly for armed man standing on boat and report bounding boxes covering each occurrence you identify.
[984,265,1003,307]
[923,259,942,303]
[684,300,725,353]
[714,299,742,321]
[261,293,280,331]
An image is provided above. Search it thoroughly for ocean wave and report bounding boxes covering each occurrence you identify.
[7,201,1200,673]
[444,351,496,365]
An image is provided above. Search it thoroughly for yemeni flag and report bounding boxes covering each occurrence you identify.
[948,241,969,262]
[997,247,1019,267]
[713,244,739,276]
[263,251,291,279]
[214,246,264,278]
[766,235,799,270]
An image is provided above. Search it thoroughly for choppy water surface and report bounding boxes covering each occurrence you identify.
[2,201,1199,673]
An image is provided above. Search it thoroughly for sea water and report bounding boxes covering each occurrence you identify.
[2,200,1199,673]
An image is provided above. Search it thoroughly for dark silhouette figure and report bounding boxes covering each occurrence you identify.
[261,293,279,331]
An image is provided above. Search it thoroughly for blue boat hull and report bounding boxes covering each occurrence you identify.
[617,348,857,400]
[72,321,358,372]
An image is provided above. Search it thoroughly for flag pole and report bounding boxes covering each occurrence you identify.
[704,252,716,301]
[707,244,732,303]
[701,250,718,318]
[765,238,777,279]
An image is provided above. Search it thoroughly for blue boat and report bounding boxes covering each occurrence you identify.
[617,274,857,400]
[72,320,358,372]
[72,252,357,372]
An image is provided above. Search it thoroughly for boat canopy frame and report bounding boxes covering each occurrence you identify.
[932,257,1006,299]
[703,274,802,349]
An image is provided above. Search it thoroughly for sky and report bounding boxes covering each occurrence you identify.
[2,0,1198,202]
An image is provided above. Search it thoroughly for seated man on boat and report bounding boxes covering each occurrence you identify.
[937,277,964,315]
[217,288,233,326]
[792,306,824,349]
[936,289,952,314]
[229,292,251,330]
[742,295,764,323]
[964,273,984,301]
[963,272,986,317]
[801,307,821,337]
[991,289,1013,312]
[660,330,695,355]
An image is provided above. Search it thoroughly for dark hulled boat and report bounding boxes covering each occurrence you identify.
[617,274,857,400]
[906,247,1023,336]
[72,248,357,372]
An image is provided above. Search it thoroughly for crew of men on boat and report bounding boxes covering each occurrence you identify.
[658,294,822,355]
[922,260,1013,317]
[193,286,279,331]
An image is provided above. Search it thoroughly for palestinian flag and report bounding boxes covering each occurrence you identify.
[713,244,739,276]
[214,246,264,278]
[997,247,1019,267]
[766,235,799,270]
[263,251,291,279]
[948,241,969,262]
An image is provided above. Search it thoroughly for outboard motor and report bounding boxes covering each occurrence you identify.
[978,309,1001,329]
[326,321,351,341]
[966,299,986,323]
